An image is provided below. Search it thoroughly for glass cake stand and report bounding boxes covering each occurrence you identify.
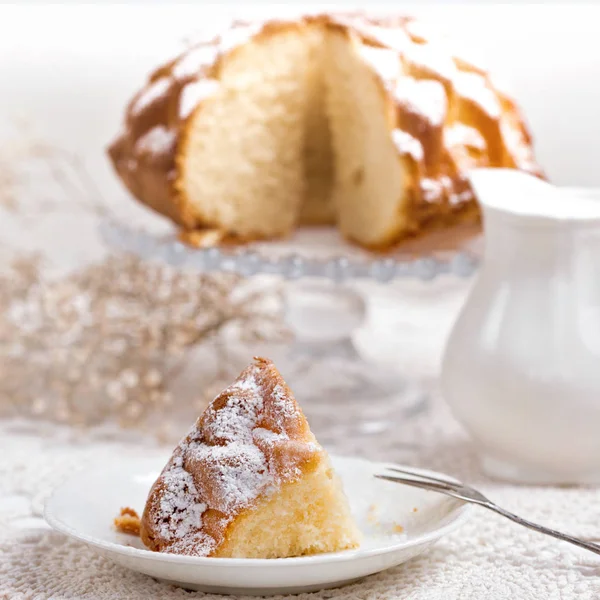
[99,220,481,428]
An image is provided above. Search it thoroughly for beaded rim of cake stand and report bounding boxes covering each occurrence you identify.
[98,220,480,283]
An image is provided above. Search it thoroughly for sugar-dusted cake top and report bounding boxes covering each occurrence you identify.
[140,357,323,556]
[108,12,543,248]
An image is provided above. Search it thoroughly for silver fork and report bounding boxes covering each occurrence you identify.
[376,466,600,556]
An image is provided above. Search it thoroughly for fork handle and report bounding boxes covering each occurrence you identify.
[485,502,600,556]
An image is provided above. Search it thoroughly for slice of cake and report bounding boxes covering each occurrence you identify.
[140,357,361,558]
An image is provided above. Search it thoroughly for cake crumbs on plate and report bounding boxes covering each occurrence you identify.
[114,506,141,536]
[392,523,404,534]
[366,503,381,526]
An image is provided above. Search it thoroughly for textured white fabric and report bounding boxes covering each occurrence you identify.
[2,281,600,599]
[1,3,600,596]
[2,391,600,600]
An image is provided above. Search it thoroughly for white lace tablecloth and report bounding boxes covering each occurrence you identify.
[3,396,600,599]
[2,282,600,600]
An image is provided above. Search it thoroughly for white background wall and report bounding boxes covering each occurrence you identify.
[0,3,596,375]
[0,2,598,210]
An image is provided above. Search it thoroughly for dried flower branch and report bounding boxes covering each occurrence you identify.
[0,121,290,439]
[0,254,288,436]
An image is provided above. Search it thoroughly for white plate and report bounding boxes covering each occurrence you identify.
[44,454,471,596]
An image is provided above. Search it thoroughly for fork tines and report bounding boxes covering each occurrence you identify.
[375,465,462,493]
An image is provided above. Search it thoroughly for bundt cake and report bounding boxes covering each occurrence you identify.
[108,12,544,250]
[140,357,361,558]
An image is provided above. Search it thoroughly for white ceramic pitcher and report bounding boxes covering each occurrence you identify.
[441,169,600,485]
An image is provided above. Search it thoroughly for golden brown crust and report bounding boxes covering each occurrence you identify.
[329,17,543,248]
[114,507,141,536]
[107,12,544,250]
[139,357,324,557]
[107,57,217,228]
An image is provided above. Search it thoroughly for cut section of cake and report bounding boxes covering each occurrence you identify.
[107,13,544,251]
[140,357,361,558]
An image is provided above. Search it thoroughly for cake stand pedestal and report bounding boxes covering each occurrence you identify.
[100,222,480,423]
[274,279,409,400]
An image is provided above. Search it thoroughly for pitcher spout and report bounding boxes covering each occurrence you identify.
[468,168,600,224]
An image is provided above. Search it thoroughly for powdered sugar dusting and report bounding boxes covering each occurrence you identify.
[490,73,515,99]
[149,426,215,556]
[453,72,501,119]
[253,427,288,446]
[168,529,216,555]
[135,126,176,156]
[392,130,424,162]
[271,383,300,429]
[230,371,260,393]
[396,78,447,126]
[173,45,219,80]
[405,19,444,43]
[501,121,538,173]
[452,43,490,75]
[203,369,262,444]
[421,176,452,203]
[451,189,474,205]
[218,22,263,56]
[419,175,473,206]
[179,80,220,120]
[404,43,456,82]
[158,453,206,541]
[132,77,170,115]
[191,442,270,513]
[445,124,486,151]
[421,178,441,202]
[366,25,411,53]
[358,45,400,87]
